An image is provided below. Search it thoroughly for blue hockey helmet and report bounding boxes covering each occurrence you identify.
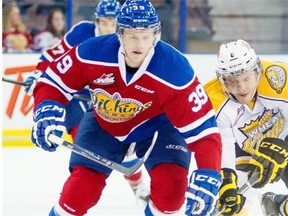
[95,0,121,19]
[116,0,161,41]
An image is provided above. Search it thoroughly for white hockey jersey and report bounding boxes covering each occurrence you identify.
[204,60,288,170]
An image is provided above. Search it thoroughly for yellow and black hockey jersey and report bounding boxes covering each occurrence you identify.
[204,60,288,170]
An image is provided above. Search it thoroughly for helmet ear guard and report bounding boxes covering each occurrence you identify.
[116,0,162,45]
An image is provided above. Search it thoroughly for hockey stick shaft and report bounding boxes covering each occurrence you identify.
[2,77,29,86]
[2,77,90,101]
[48,131,158,176]
[72,93,91,101]
[214,170,259,215]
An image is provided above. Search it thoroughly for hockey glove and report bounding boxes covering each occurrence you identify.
[24,70,42,96]
[280,165,288,188]
[185,169,221,216]
[31,100,66,152]
[218,168,246,215]
[248,137,288,188]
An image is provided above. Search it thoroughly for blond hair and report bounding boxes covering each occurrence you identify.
[2,2,26,34]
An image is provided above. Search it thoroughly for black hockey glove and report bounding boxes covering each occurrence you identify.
[218,168,246,215]
[248,137,288,188]
[280,165,288,188]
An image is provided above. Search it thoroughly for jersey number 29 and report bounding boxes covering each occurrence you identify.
[57,55,73,74]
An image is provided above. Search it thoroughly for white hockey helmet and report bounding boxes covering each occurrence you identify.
[216,39,262,78]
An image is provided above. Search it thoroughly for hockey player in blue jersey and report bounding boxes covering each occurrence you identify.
[31,0,222,215]
[25,0,150,203]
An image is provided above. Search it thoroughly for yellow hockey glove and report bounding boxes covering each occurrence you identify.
[248,137,288,188]
[218,168,246,215]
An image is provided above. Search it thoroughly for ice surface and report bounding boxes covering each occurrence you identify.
[3,148,146,216]
[3,147,288,215]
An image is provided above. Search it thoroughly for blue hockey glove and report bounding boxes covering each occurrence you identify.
[24,70,42,96]
[31,100,66,152]
[185,169,222,216]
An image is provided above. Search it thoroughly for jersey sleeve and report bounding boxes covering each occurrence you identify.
[216,109,237,169]
[204,78,238,170]
[33,45,88,109]
[258,60,288,100]
[37,22,96,72]
[164,75,222,171]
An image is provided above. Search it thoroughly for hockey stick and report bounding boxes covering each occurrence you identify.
[71,94,90,101]
[48,131,158,176]
[2,77,91,101]
[214,170,260,215]
[2,77,29,86]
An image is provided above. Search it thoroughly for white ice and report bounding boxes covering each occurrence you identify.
[3,147,288,216]
[3,147,147,216]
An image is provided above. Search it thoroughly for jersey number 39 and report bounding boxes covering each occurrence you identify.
[189,84,208,112]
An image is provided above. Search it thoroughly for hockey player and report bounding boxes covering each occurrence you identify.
[204,39,288,215]
[31,0,222,215]
[25,0,150,203]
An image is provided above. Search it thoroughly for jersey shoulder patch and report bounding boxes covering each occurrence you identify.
[258,60,288,100]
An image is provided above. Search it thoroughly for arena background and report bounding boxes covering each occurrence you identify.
[2,0,288,215]
[2,0,288,54]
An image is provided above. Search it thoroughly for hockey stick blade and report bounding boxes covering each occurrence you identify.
[214,170,260,215]
[2,77,29,86]
[48,131,158,176]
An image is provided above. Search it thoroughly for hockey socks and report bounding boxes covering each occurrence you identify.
[57,166,107,215]
[148,163,188,214]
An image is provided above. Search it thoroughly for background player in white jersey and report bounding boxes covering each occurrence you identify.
[204,39,288,215]
[30,0,222,215]
[25,0,150,203]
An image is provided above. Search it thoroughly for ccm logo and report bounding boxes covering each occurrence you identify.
[260,141,288,160]
[166,144,188,152]
[135,85,154,94]
[35,105,64,117]
[196,175,221,186]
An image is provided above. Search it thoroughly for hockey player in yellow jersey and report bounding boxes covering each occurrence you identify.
[204,39,288,215]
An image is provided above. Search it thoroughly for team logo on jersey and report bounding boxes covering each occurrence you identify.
[92,73,115,85]
[90,89,152,123]
[239,109,284,154]
[265,65,286,94]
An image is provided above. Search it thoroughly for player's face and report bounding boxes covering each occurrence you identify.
[223,71,259,104]
[97,17,117,35]
[121,29,155,67]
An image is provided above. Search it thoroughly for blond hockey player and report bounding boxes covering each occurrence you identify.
[204,39,288,215]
